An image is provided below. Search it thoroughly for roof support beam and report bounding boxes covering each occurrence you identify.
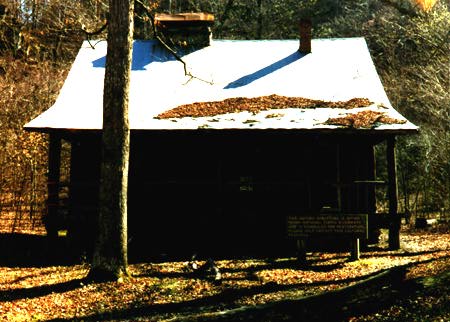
[366,144,379,244]
[46,132,61,240]
[387,136,400,249]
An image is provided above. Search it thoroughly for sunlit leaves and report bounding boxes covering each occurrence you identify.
[415,0,438,11]
[0,228,449,321]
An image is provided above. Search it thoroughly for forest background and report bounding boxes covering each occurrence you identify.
[0,0,449,234]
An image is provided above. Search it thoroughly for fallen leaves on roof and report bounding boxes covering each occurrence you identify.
[325,110,407,129]
[155,95,373,119]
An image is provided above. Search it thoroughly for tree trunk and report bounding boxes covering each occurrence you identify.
[256,0,263,39]
[88,0,134,282]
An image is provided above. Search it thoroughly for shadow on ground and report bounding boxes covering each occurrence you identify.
[0,233,77,267]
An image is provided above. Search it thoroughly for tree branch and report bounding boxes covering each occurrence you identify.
[147,13,189,75]
[216,0,234,35]
[81,21,108,36]
[136,0,213,85]
[81,21,108,49]
[379,0,417,16]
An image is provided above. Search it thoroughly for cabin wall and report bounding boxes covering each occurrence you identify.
[67,131,380,258]
[68,133,101,255]
[339,143,377,214]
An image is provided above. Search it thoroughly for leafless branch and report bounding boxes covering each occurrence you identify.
[379,0,417,16]
[81,21,108,49]
[136,0,213,85]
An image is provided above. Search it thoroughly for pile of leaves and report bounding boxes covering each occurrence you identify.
[155,95,408,129]
[325,110,407,129]
[0,226,449,321]
[155,95,373,119]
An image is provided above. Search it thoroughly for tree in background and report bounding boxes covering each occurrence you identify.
[87,0,134,281]
[415,0,438,11]
[0,0,109,234]
[0,0,109,62]
[312,0,449,216]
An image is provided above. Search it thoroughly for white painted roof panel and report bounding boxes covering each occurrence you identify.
[24,38,418,132]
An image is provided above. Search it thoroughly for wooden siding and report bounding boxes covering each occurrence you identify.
[63,131,383,258]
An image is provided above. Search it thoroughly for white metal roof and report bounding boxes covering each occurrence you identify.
[24,38,418,133]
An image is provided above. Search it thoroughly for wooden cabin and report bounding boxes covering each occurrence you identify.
[24,24,418,258]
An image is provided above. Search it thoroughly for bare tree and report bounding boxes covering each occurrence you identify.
[87,0,134,282]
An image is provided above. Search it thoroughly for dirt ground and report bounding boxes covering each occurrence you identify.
[0,224,449,321]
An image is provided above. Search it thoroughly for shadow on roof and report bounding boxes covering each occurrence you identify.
[224,51,307,89]
[92,40,203,71]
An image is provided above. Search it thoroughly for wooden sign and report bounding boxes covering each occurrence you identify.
[287,214,368,239]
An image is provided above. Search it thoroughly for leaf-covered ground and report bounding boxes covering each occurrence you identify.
[0,226,449,321]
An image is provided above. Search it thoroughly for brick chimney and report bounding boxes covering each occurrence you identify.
[154,13,214,49]
[299,19,312,54]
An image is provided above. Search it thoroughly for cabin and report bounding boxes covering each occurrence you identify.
[24,16,418,259]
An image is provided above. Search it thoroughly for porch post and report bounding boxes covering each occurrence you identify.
[46,132,61,240]
[387,136,400,249]
[367,145,376,215]
[367,144,378,244]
